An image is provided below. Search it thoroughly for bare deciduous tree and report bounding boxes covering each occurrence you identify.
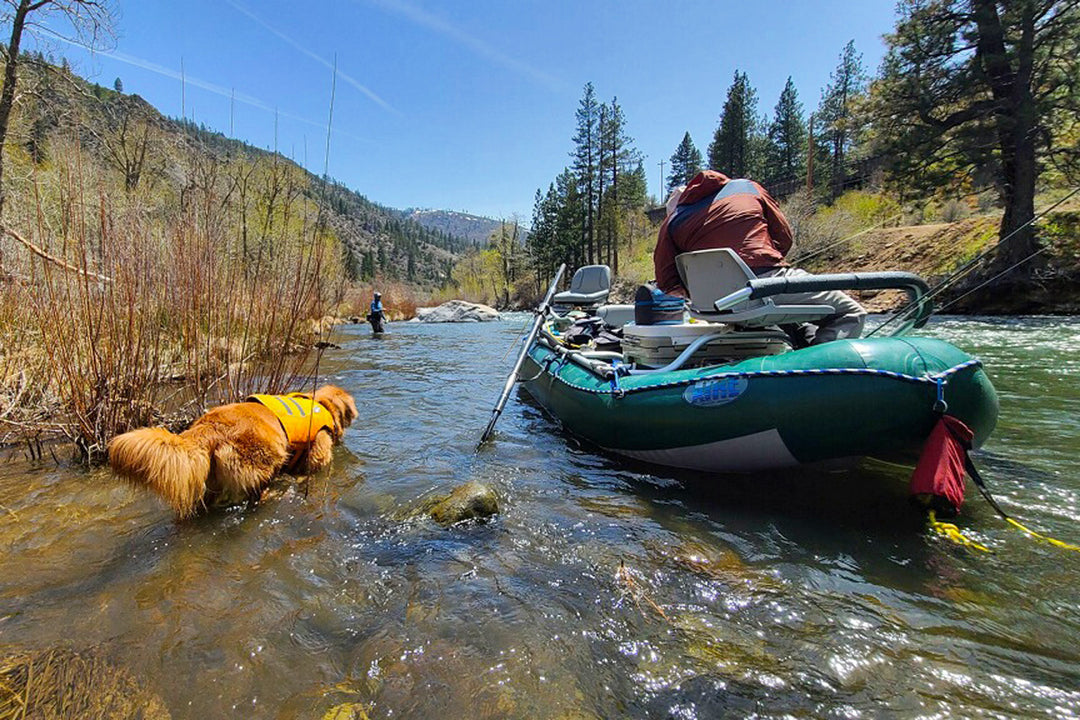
[93,96,155,192]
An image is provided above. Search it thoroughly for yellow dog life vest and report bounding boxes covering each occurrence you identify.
[247,393,336,451]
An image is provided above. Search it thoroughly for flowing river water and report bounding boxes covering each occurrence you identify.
[1,315,1079,718]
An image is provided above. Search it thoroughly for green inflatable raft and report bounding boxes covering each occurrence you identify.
[520,334,997,473]
[509,252,998,474]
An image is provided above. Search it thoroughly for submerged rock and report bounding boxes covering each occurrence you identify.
[428,481,500,526]
[415,300,500,323]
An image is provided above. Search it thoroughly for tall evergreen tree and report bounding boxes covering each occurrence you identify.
[764,77,807,191]
[668,132,704,191]
[874,0,1080,276]
[816,40,867,198]
[708,71,763,177]
[554,168,584,271]
[571,83,600,264]
[600,96,638,273]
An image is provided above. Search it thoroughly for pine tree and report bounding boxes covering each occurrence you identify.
[554,168,584,271]
[764,77,807,191]
[707,71,763,178]
[816,40,867,199]
[600,96,638,273]
[571,83,600,265]
[668,132,703,191]
[875,0,1080,276]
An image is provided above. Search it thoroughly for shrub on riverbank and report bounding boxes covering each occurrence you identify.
[0,150,343,461]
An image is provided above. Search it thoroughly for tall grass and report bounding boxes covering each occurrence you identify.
[0,148,343,461]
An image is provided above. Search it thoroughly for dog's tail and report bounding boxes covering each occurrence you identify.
[108,428,211,518]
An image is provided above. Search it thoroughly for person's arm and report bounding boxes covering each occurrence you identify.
[652,220,687,296]
[758,183,794,258]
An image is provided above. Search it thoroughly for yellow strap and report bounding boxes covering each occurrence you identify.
[1005,517,1080,553]
[928,510,991,553]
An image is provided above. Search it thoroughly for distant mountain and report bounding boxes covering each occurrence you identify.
[401,209,507,246]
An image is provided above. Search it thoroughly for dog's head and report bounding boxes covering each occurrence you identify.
[314,385,358,441]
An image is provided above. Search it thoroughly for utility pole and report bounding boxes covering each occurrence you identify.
[180,56,186,122]
[230,88,235,136]
[658,159,666,200]
[323,53,338,180]
[806,114,814,193]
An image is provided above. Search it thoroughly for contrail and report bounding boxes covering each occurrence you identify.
[224,0,399,115]
[40,30,369,146]
[362,0,564,92]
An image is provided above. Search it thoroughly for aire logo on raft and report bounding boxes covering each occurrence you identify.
[683,377,748,407]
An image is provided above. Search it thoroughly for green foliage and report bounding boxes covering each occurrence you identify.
[815,40,868,199]
[763,77,806,190]
[668,132,703,192]
[872,0,1080,266]
[817,190,900,231]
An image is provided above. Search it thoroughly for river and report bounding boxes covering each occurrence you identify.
[1,315,1078,718]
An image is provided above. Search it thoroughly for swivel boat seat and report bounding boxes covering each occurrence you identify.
[674,249,834,328]
[552,264,611,314]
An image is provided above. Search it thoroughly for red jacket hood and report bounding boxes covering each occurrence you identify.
[678,170,731,207]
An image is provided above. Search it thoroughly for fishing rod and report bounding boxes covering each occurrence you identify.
[865,186,1080,337]
[477,263,566,449]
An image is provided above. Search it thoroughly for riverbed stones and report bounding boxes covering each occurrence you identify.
[415,300,500,323]
[428,481,499,526]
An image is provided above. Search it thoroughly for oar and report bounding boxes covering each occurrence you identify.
[477,263,566,448]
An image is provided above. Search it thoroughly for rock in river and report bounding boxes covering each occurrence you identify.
[415,300,500,323]
[428,481,500,526]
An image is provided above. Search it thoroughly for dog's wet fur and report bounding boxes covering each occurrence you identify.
[108,385,357,518]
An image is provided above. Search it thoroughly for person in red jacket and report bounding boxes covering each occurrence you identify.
[654,170,865,345]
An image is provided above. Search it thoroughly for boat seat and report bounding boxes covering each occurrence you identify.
[596,304,635,329]
[675,249,834,327]
[553,265,611,307]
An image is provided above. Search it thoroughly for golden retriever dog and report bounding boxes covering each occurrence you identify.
[108,385,357,518]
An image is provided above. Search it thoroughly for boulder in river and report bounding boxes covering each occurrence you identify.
[428,481,500,526]
[415,300,500,323]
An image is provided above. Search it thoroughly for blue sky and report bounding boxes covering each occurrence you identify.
[31,0,898,221]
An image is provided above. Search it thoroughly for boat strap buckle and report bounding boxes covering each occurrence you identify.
[933,376,948,414]
[609,361,626,398]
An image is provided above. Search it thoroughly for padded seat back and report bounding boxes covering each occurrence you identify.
[553,264,611,306]
[675,249,755,315]
[570,265,610,295]
[674,249,834,327]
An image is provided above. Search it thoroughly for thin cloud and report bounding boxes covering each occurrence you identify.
[364,0,564,92]
[41,31,370,147]
[224,0,398,115]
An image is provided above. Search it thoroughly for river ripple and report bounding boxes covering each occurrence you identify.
[1,315,1078,718]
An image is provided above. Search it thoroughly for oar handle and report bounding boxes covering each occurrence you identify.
[477,263,566,448]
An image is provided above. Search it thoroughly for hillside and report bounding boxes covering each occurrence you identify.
[9,56,472,286]
[799,212,1080,314]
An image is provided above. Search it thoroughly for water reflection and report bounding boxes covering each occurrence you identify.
[0,315,1078,718]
